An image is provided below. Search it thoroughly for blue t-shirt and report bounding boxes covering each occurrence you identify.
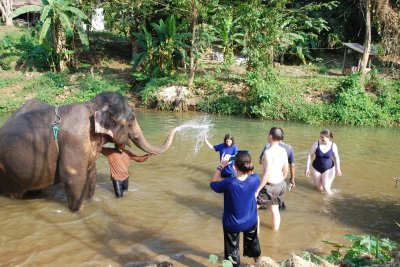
[210,173,260,232]
[213,143,238,177]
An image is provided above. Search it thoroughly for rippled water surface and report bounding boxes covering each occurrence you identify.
[0,110,399,266]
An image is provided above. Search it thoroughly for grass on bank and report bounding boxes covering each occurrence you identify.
[1,25,399,126]
[0,26,132,112]
[0,71,131,113]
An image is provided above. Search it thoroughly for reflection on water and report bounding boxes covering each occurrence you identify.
[0,110,399,266]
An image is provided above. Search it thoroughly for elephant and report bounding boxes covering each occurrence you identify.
[0,92,179,211]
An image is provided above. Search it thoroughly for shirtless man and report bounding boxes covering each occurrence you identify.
[259,127,295,209]
[256,127,288,231]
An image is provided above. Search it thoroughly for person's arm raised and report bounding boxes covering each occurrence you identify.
[204,137,215,150]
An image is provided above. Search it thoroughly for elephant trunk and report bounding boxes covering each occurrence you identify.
[129,120,179,154]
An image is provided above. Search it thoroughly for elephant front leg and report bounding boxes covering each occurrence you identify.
[86,164,96,199]
[61,167,87,212]
[64,178,86,212]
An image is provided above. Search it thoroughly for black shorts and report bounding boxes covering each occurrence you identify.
[257,180,286,209]
[223,223,261,267]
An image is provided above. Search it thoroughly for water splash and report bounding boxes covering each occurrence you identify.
[176,115,214,155]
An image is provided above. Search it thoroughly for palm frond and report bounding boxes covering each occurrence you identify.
[165,16,176,38]
[151,23,163,36]
[10,5,42,18]
[59,12,73,37]
[39,17,51,44]
[77,24,89,51]
[64,6,89,21]
[40,5,51,22]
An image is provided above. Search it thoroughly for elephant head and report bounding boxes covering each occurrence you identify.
[91,92,178,154]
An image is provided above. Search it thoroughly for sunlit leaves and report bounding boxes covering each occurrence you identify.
[132,16,191,79]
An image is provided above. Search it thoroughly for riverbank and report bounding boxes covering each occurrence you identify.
[118,250,400,267]
[1,25,399,127]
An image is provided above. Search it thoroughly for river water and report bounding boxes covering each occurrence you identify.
[0,110,399,266]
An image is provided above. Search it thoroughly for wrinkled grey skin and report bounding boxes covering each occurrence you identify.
[0,92,178,211]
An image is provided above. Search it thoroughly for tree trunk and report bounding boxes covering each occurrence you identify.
[130,26,138,61]
[360,0,372,84]
[54,23,66,72]
[188,0,198,88]
[0,0,13,26]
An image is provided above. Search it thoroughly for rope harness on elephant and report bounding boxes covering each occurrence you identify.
[52,106,62,152]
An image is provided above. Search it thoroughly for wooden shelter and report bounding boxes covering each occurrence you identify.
[342,42,375,74]
[10,0,41,26]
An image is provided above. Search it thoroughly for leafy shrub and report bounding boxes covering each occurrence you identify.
[365,67,388,93]
[198,94,244,115]
[286,101,333,125]
[132,16,191,80]
[375,82,400,125]
[322,234,398,266]
[0,30,51,71]
[332,74,387,126]
[244,70,283,119]
[0,35,20,70]
[16,35,50,71]
[194,75,225,96]
[208,254,235,267]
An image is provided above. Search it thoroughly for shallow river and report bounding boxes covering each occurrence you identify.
[0,110,399,266]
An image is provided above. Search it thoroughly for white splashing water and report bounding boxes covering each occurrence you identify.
[175,116,214,155]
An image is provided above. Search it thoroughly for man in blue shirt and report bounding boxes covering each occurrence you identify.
[210,150,261,267]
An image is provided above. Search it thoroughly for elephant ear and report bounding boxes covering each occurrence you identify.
[94,105,114,138]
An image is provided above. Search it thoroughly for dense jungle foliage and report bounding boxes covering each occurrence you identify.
[1,1,400,265]
[0,0,399,126]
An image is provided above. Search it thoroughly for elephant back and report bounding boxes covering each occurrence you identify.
[0,101,61,194]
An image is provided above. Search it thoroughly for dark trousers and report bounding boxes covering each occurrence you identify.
[223,223,261,267]
[112,177,129,198]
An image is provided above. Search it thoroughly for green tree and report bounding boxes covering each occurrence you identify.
[10,0,89,71]
[165,0,219,87]
[101,0,156,59]
[235,0,286,69]
[278,1,338,64]
[132,15,191,79]
[212,6,243,64]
